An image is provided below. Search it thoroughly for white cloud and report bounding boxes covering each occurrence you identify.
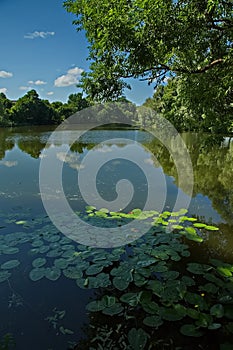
[0,161,18,167]
[24,31,55,39]
[54,67,83,87]
[19,86,32,91]
[28,80,47,85]
[0,70,13,78]
[47,91,54,96]
[0,88,7,94]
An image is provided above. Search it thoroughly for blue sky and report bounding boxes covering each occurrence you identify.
[0,0,154,104]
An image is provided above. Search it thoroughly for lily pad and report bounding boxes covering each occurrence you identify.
[0,270,11,282]
[86,300,105,312]
[205,225,219,231]
[102,303,124,316]
[2,246,19,255]
[1,259,20,269]
[63,266,83,279]
[113,276,130,291]
[54,258,69,269]
[86,264,103,275]
[143,315,163,328]
[45,267,61,281]
[128,328,148,350]
[210,304,224,318]
[32,258,46,268]
[180,324,203,337]
[29,268,45,281]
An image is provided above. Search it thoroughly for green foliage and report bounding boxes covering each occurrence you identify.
[65,0,233,131]
[0,207,232,349]
[0,90,91,127]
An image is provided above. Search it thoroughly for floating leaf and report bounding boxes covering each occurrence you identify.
[120,293,140,306]
[128,328,148,350]
[143,316,163,328]
[45,267,61,281]
[86,300,105,312]
[0,270,11,282]
[113,276,130,291]
[86,264,103,275]
[172,225,183,230]
[217,267,232,277]
[32,258,46,268]
[29,268,45,281]
[180,324,203,337]
[161,305,186,321]
[15,220,27,225]
[187,263,212,275]
[2,247,19,255]
[101,295,117,308]
[54,258,69,269]
[208,323,221,330]
[39,245,50,254]
[85,205,96,211]
[193,223,207,228]
[210,304,224,318]
[1,260,20,269]
[102,303,124,316]
[205,225,219,231]
[88,273,111,288]
[63,266,83,279]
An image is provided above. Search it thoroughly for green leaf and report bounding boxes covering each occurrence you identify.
[208,323,221,330]
[102,303,124,316]
[86,264,103,275]
[161,305,186,321]
[54,258,69,269]
[193,223,207,228]
[85,205,96,211]
[29,268,45,281]
[45,267,61,281]
[0,270,11,282]
[86,300,105,312]
[2,247,19,254]
[210,304,224,318]
[1,259,20,269]
[128,328,148,350]
[32,258,46,268]
[217,267,232,277]
[187,263,212,275]
[204,225,219,231]
[102,295,116,308]
[143,316,163,328]
[120,292,140,306]
[180,324,203,337]
[63,266,83,279]
[113,276,130,291]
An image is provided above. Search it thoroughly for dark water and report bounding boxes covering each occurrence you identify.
[0,126,232,349]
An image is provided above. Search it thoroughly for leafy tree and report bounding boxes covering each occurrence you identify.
[10,90,56,125]
[64,0,233,130]
[0,93,13,126]
[67,92,90,111]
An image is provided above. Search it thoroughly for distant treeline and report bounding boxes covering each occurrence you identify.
[0,90,90,126]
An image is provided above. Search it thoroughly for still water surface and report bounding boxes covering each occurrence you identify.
[0,126,232,349]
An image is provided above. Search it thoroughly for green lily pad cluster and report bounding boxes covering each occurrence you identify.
[0,207,229,349]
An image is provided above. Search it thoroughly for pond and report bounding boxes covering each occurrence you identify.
[0,125,233,349]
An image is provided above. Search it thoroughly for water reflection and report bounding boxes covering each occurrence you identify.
[0,127,232,257]
[0,126,233,348]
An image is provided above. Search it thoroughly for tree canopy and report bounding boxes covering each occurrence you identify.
[64,0,233,131]
[0,91,91,127]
